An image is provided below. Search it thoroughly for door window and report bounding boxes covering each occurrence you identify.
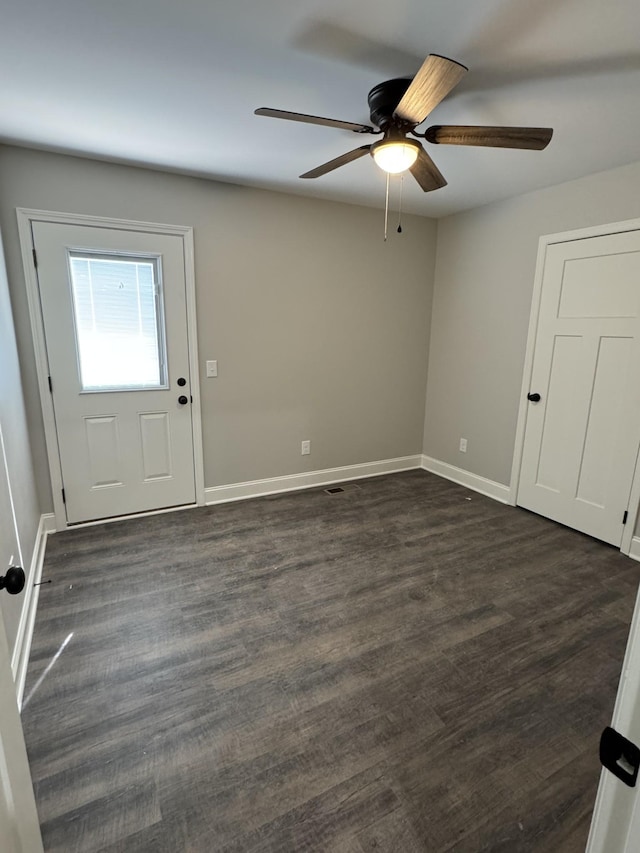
[68,252,167,392]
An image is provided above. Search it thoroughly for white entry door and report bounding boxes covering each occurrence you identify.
[32,222,197,524]
[518,230,640,546]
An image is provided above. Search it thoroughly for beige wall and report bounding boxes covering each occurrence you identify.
[0,146,437,512]
[423,159,640,493]
[0,229,40,656]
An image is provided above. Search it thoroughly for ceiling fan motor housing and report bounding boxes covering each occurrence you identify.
[367,78,413,129]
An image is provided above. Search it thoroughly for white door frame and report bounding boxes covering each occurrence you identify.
[16,209,205,530]
[509,216,640,558]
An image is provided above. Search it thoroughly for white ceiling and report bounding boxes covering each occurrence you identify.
[2,0,639,217]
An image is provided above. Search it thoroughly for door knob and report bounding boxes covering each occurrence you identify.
[0,566,25,595]
[178,395,189,405]
[527,392,541,402]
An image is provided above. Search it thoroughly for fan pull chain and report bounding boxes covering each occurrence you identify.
[397,174,404,234]
[384,171,390,241]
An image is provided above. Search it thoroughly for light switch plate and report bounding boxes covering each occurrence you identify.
[206,360,218,378]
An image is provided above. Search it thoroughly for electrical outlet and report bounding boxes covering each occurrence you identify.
[459,438,468,453]
[206,360,218,378]
[301,440,311,456]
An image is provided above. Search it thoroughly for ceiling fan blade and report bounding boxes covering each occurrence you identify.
[425,125,553,150]
[410,147,447,192]
[255,108,375,134]
[300,146,372,179]
[394,55,467,126]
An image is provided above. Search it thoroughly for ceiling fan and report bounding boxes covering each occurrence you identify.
[255,54,553,192]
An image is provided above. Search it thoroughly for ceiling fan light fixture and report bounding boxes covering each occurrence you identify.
[371,139,420,174]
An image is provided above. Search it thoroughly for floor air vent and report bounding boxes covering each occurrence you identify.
[324,483,361,495]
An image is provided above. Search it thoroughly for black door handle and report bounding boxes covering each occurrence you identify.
[600,726,640,787]
[527,392,541,402]
[0,566,25,595]
[178,395,189,405]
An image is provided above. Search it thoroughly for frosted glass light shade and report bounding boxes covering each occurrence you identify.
[372,140,419,174]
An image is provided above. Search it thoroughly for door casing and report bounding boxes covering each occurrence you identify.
[17,209,205,530]
[510,216,640,558]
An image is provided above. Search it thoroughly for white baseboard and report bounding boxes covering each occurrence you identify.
[204,455,423,505]
[628,536,640,563]
[12,513,54,709]
[421,455,510,504]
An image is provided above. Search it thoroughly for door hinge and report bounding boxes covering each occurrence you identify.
[48,375,53,393]
[623,510,629,524]
[61,488,66,504]
[32,248,38,269]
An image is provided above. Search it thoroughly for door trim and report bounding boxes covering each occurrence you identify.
[510,216,640,556]
[16,208,205,529]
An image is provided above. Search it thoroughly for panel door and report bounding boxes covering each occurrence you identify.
[33,222,196,524]
[0,429,43,852]
[518,231,640,545]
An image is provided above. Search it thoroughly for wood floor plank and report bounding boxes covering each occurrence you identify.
[356,806,425,852]
[442,749,599,852]
[38,782,160,853]
[218,765,398,853]
[21,470,640,851]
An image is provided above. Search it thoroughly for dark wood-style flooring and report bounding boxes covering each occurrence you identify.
[21,471,640,852]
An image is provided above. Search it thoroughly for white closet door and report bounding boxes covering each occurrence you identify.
[518,230,640,545]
